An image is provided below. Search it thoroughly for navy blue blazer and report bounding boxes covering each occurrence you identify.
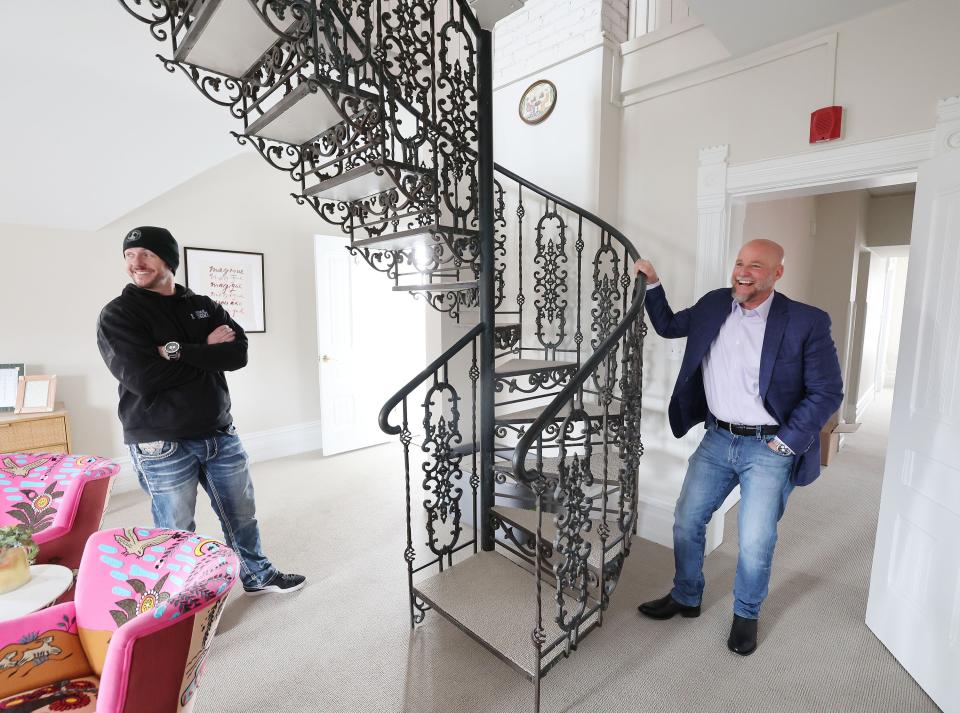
[645,285,843,486]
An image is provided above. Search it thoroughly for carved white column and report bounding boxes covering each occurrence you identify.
[695,144,729,297]
[934,95,960,156]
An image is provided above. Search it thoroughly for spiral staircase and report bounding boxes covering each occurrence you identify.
[119,1,648,709]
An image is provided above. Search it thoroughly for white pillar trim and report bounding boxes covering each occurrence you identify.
[694,144,729,296]
[935,95,960,155]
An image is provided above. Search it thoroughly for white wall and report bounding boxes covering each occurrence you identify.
[618,0,959,309]
[0,154,326,461]
[867,193,915,248]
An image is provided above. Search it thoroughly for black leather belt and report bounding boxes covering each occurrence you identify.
[714,419,779,437]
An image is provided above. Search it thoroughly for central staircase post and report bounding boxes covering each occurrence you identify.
[478,25,496,552]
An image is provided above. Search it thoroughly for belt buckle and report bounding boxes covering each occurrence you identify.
[755,425,762,439]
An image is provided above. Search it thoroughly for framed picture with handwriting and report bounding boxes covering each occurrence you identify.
[183,248,266,333]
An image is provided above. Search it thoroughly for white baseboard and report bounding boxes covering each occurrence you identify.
[109,420,324,495]
[856,386,876,422]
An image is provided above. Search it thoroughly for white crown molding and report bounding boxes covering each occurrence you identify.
[621,31,836,107]
[726,129,936,198]
[108,420,324,495]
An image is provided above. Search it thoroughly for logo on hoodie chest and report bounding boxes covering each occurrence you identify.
[188,309,210,320]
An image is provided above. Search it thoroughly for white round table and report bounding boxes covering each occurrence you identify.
[0,564,74,621]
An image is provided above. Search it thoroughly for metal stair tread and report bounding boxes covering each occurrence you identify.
[495,358,577,377]
[303,160,433,202]
[495,402,623,424]
[492,506,612,573]
[174,0,284,78]
[351,224,477,251]
[393,281,478,293]
[494,452,628,484]
[413,552,576,680]
[451,442,513,460]
[246,80,380,146]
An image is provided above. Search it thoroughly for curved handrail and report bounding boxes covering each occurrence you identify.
[495,164,647,484]
[379,323,483,435]
[493,163,640,263]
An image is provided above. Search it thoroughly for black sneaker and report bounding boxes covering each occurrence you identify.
[243,572,306,596]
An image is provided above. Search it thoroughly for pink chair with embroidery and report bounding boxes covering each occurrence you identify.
[0,453,120,574]
[0,527,238,712]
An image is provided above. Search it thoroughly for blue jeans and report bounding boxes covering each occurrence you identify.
[671,424,795,619]
[129,427,276,588]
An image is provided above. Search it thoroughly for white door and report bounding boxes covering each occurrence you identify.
[314,236,426,456]
[866,147,960,713]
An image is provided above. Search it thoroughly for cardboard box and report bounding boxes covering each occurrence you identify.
[819,412,839,467]
[819,412,860,467]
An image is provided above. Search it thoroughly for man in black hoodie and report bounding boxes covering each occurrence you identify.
[97,226,305,595]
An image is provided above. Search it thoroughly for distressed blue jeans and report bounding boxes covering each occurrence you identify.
[671,424,795,619]
[129,426,276,588]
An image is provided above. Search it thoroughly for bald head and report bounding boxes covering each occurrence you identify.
[742,239,784,266]
[730,239,785,308]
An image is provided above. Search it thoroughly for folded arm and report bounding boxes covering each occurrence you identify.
[98,306,204,397]
[177,302,248,372]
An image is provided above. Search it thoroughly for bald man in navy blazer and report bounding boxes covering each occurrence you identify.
[635,239,843,656]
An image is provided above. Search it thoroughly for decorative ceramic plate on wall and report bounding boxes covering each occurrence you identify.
[518,80,557,125]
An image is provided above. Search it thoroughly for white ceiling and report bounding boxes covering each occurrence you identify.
[686,0,905,57]
[0,2,244,231]
[1,1,912,230]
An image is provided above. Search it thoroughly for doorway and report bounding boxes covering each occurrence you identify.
[696,105,960,712]
[314,236,428,456]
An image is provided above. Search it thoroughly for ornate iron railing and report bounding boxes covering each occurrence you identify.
[379,324,482,628]
[489,165,647,694]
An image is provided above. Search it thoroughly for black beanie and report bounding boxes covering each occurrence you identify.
[122,226,180,274]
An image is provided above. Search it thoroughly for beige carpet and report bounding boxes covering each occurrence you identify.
[102,389,939,712]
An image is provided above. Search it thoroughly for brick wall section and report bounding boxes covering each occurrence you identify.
[493,0,628,83]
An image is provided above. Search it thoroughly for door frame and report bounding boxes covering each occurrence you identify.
[693,94,960,701]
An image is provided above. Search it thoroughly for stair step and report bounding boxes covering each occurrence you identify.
[352,224,477,251]
[175,0,284,78]
[451,442,514,460]
[495,358,576,378]
[492,506,614,574]
[414,552,592,679]
[494,452,627,484]
[393,281,478,293]
[495,402,621,425]
[246,80,379,146]
[303,160,432,203]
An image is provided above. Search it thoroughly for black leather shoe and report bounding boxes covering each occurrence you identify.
[727,615,758,655]
[637,593,701,620]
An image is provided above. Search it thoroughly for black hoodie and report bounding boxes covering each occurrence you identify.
[97,283,248,444]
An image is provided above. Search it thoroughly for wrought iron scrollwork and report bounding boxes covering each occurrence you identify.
[553,412,594,633]
[117,0,178,41]
[157,56,245,118]
[421,380,464,559]
[533,210,569,352]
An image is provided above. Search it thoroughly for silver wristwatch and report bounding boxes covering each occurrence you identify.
[164,341,182,361]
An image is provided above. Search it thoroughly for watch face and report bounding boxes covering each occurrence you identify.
[165,342,180,354]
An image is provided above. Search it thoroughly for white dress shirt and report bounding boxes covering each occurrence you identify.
[702,291,777,426]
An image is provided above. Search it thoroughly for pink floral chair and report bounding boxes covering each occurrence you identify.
[0,527,238,712]
[0,453,119,574]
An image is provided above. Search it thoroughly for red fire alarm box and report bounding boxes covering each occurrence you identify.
[810,106,843,143]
